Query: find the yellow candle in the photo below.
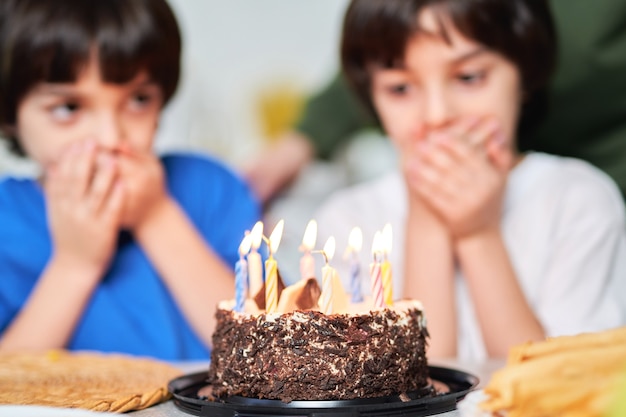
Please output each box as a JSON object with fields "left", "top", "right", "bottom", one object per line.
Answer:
{"left": 264, "top": 220, "right": 284, "bottom": 313}
{"left": 320, "top": 237, "right": 336, "bottom": 315}
{"left": 265, "top": 256, "right": 278, "bottom": 313}
{"left": 247, "top": 221, "right": 264, "bottom": 298}
{"left": 381, "top": 223, "right": 393, "bottom": 306}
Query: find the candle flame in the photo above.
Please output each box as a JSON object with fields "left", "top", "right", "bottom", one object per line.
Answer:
{"left": 348, "top": 227, "right": 363, "bottom": 252}
{"left": 239, "top": 233, "right": 252, "bottom": 256}
{"left": 250, "top": 221, "right": 264, "bottom": 250}
{"left": 382, "top": 223, "right": 393, "bottom": 254}
{"left": 268, "top": 219, "right": 285, "bottom": 254}
{"left": 302, "top": 219, "right": 317, "bottom": 250}
{"left": 371, "top": 231, "right": 383, "bottom": 255}
{"left": 323, "top": 236, "right": 336, "bottom": 261}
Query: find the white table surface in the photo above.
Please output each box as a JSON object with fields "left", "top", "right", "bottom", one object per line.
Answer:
{"left": 129, "top": 359, "right": 504, "bottom": 417}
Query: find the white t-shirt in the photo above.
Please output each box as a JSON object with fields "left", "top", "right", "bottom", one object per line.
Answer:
{"left": 315, "top": 152, "right": 626, "bottom": 360}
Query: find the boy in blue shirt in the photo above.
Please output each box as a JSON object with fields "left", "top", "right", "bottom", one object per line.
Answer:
{"left": 0, "top": 0, "right": 260, "bottom": 359}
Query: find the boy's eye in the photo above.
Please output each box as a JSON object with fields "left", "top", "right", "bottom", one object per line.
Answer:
{"left": 456, "top": 71, "right": 486, "bottom": 85}
{"left": 131, "top": 93, "right": 151, "bottom": 106}
{"left": 129, "top": 90, "right": 160, "bottom": 111}
{"left": 387, "top": 83, "right": 410, "bottom": 95}
{"left": 50, "top": 102, "right": 80, "bottom": 121}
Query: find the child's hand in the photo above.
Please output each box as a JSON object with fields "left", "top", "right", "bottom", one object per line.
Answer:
{"left": 115, "top": 146, "right": 169, "bottom": 230}
{"left": 44, "top": 141, "right": 125, "bottom": 275}
{"left": 407, "top": 117, "right": 513, "bottom": 239}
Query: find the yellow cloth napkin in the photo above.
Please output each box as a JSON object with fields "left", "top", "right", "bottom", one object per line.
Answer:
{"left": 480, "top": 326, "right": 626, "bottom": 417}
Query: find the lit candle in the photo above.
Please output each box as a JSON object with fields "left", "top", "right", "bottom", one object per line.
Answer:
{"left": 381, "top": 223, "right": 393, "bottom": 306}
{"left": 265, "top": 220, "right": 284, "bottom": 313}
{"left": 299, "top": 219, "right": 317, "bottom": 280}
{"left": 320, "top": 237, "right": 336, "bottom": 315}
{"left": 234, "top": 233, "right": 252, "bottom": 312}
{"left": 347, "top": 227, "right": 363, "bottom": 303}
{"left": 247, "top": 221, "right": 264, "bottom": 298}
{"left": 370, "top": 231, "right": 385, "bottom": 308}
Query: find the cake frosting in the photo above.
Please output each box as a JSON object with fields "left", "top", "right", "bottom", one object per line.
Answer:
{"left": 204, "top": 297, "right": 431, "bottom": 402}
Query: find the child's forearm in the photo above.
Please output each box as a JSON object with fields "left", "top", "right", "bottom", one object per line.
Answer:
{"left": 403, "top": 197, "right": 457, "bottom": 358}
{"left": 0, "top": 257, "right": 100, "bottom": 352}
{"left": 455, "top": 228, "right": 545, "bottom": 357}
{"left": 133, "top": 198, "right": 234, "bottom": 347}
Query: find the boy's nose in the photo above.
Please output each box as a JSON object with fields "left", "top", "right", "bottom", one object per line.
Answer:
{"left": 95, "top": 112, "right": 125, "bottom": 150}
{"left": 423, "top": 88, "right": 454, "bottom": 130}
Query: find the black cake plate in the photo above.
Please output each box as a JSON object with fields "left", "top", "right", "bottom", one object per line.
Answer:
{"left": 168, "top": 366, "right": 479, "bottom": 417}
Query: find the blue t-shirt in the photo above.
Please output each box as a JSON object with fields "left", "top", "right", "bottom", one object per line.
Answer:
{"left": 0, "top": 153, "right": 260, "bottom": 360}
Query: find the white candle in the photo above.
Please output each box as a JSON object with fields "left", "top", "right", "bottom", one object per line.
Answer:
{"left": 299, "top": 219, "right": 317, "bottom": 280}
{"left": 347, "top": 227, "right": 363, "bottom": 303}
{"left": 320, "top": 237, "right": 336, "bottom": 315}
{"left": 247, "top": 221, "right": 264, "bottom": 298}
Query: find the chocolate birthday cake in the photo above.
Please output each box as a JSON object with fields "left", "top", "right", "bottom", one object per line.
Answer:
{"left": 203, "top": 275, "right": 430, "bottom": 402}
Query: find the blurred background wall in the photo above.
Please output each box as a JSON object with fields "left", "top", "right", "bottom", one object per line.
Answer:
{"left": 160, "top": 0, "right": 350, "bottom": 165}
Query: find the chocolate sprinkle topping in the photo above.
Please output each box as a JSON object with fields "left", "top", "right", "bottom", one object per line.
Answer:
{"left": 206, "top": 305, "right": 430, "bottom": 402}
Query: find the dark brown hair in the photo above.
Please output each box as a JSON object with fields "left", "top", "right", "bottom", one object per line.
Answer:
{"left": 340, "top": 0, "right": 557, "bottom": 143}
{"left": 0, "top": 0, "right": 181, "bottom": 156}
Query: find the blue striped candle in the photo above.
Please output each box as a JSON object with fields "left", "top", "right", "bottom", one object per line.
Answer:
{"left": 234, "top": 256, "right": 248, "bottom": 312}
